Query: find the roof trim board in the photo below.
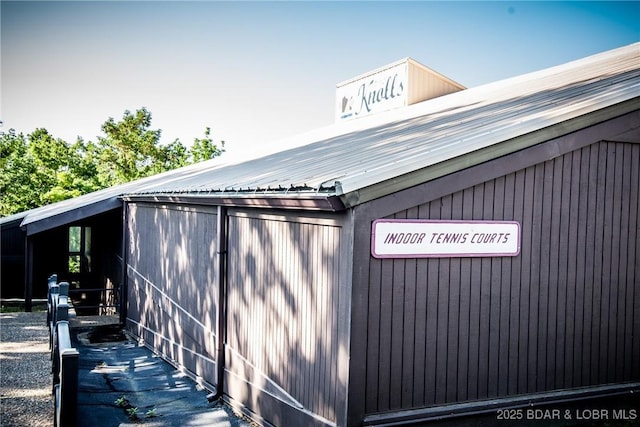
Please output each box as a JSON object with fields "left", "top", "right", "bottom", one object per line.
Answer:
{"left": 23, "top": 197, "right": 122, "bottom": 236}
{"left": 122, "top": 194, "right": 346, "bottom": 212}
{"left": 359, "top": 108, "right": 640, "bottom": 221}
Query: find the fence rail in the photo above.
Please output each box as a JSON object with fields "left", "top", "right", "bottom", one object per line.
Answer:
{"left": 67, "top": 287, "right": 119, "bottom": 313}
{"left": 47, "top": 274, "right": 79, "bottom": 427}
{"left": 53, "top": 321, "right": 78, "bottom": 427}
{"left": 48, "top": 279, "right": 74, "bottom": 349}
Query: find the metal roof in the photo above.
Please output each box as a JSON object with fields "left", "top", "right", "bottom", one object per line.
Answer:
{"left": 3, "top": 158, "right": 230, "bottom": 234}
{"left": 4, "top": 42, "right": 639, "bottom": 233}
{"left": 132, "top": 42, "right": 640, "bottom": 201}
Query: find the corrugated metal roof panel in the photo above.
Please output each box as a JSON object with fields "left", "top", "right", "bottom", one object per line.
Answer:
{"left": 138, "top": 42, "right": 640, "bottom": 198}
{"left": 6, "top": 42, "right": 640, "bottom": 231}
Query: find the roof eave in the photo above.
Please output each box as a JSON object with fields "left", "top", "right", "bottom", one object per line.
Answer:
{"left": 22, "top": 197, "right": 123, "bottom": 236}
{"left": 121, "top": 193, "right": 346, "bottom": 212}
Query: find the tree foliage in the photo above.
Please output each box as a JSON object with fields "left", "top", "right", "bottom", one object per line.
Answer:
{"left": 191, "top": 127, "right": 225, "bottom": 163}
{"left": 1, "top": 129, "right": 39, "bottom": 215}
{"left": 97, "top": 108, "right": 164, "bottom": 184}
{"left": 0, "top": 108, "right": 225, "bottom": 216}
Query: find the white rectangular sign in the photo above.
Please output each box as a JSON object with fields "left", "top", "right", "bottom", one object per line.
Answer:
{"left": 372, "top": 219, "right": 520, "bottom": 258}
{"left": 336, "top": 61, "right": 408, "bottom": 121}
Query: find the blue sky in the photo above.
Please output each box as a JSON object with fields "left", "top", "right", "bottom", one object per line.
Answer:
{"left": 2, "top": 1, "right": 639, "bottom": 161}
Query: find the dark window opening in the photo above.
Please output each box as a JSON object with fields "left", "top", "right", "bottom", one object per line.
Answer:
{"left": 68, "top": 226, "right": 91, "bottom": 287}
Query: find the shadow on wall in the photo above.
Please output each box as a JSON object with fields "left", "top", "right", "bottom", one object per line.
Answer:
{"left": 225, "top": 213, "right": 344, "bottom": 424}
{"left": 126, "top": 204, "right": 347, "bottom": 424}
{"left": 126, "top": 205, "right": 218, "bottom": 386}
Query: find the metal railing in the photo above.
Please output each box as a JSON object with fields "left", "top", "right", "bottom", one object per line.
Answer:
{"left": 67, "top": 287, "right": 119, "bottom": 314}
{"left": 47, "top": 272, "right": 119, "bottom": 316}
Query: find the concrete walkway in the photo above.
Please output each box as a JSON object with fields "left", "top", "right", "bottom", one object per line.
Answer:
{"left": 70, "top": 317, "right": 252, "bottom": 427}
{"left": 0, "top": 311, "right": 252, "bottom": 427}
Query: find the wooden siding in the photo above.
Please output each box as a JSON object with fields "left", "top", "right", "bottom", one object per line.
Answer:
{"left": 0, "top": 220, "right": 25, "bottom": 298}
{"left": 363, "top": 140, "right": 640, "bottom": 414}
{"left": 126, "top": 203, "right": 219, "bottom": 385}
{"left": 225, "top": 209, "right": 350, "bottom": 426}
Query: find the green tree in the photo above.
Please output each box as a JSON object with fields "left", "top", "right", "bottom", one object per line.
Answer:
{"left": 95, "top": 108, "right": 225, "bottom": 186}
{"left": 96, "top": 108, "right": 171, "bottom": 185}
{"left": 0, "top": 107, "right": 226, "bottom": 216}
{"left": 190, "top": 127, "right": 225, "bottom": 163}
{"left": 0, "top": 130, "right": 39, "bottom": 215}
{"left": 0, "top": 129, "right": 104, "bottom": 215}
{"left": 28, "top": 129, "right": 102, "bottom": 204}
{"left": 159, "top": 139, "right": 189, "bottom": 171}
{"left": 43, "top": 137, "right": 102, "bottom": 203}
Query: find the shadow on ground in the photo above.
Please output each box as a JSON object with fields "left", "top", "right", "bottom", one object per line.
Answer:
{"left": 70, "top": 318, "right": 253, "bottom": 427}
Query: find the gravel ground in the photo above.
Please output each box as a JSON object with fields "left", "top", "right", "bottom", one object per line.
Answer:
{"left": 0, "top": 311, "right": 53, "bottom": 427}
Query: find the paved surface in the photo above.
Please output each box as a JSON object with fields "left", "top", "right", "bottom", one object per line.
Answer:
{"left": 0, "top": 311, "right": 252, "bottom": 427}
{"left": 71, "top": 319, "right": 253, "bottom": 427}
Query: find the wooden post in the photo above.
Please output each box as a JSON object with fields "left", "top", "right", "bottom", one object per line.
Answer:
{"left": 24, "top": 235, "right": 33, "bottom": 312}
{"left": 48, "top": 283, "right": 60, "bottom": 349}
{"left": 54, "top": 321, "right": 78, "bottom": 427}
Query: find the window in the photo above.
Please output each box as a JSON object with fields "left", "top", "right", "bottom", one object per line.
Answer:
{"left": 68, "top": 226, "right": 91, "bottom": 274}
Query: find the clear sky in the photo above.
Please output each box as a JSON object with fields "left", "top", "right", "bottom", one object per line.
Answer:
{"left": 2, "top": 1, "right": 639, "bottom": 161}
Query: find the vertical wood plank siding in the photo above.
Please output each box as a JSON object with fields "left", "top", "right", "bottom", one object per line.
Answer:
{"left": 364, "top": 141, "right": 640, "bottom": 414}
{"left": 0, "top": 220, "right": 26, "bottom": 298}
{"left": 226, "top": 211, "right": 344, "bottom": 424}
{"left": 126, "top": 204, "right": 218, "bottom": 385}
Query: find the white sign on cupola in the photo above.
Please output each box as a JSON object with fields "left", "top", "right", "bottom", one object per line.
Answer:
{"left": 335, "top": 58, "right": 465, "bottom": 122}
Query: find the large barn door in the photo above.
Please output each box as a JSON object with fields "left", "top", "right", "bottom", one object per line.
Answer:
{"left": 126, "top": 203, "right": 220, "bottom": 389}
{"left": 224, "top": 209, "right": 349, "bottom": 427}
